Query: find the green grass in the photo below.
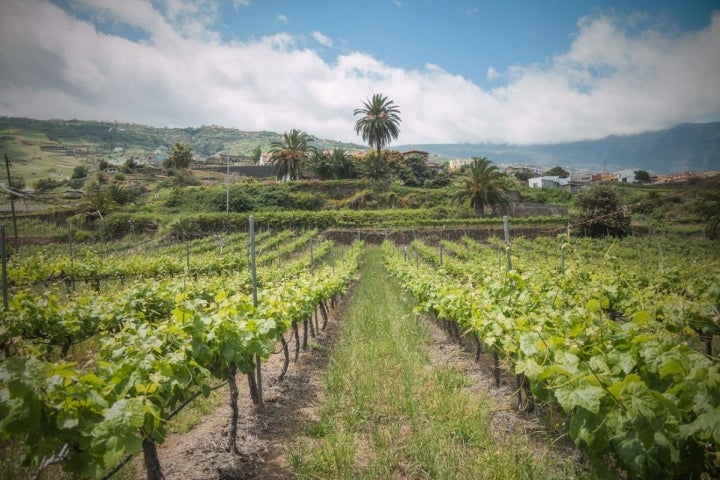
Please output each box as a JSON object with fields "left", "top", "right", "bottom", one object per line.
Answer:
{"left": 290, "top": 247, "right": 592, "bottom": 479}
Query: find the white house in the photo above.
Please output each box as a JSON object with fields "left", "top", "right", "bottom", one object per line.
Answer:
{"left": 528, "top": 176, "right": 571, "bottom": 188}
{"left": 615, "top": 169, "right": 637, "bottom": 183}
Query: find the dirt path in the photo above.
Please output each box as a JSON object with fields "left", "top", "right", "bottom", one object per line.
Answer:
{"left": 153, "top": 283, "right": 585, "bottom": 479}
{"left": 154, "top": 298, "right": 347, "bottom": 480}
{"left": 421, "top": 320, "right": 585, "bottom": 467}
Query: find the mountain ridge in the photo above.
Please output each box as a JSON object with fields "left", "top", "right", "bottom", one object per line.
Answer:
{"left": 2, "top": 117, "right": 718, "bottom": 174}
{"left": 396, "top": 122, "right": 720, "bottom": 174}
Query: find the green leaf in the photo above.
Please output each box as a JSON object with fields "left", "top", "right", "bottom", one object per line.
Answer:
{"left": 607, "top": 349, "right": 636, "bottom": 375}
{"left": 631, "top": 310, "right": 650, "bottom": 326}
{"left": 519, "top": 333, "right": 539, "bottom": 356}
{"left": 57, "top": 409, "right": 79, "bottom": 429}
{"left": 659, "top": 358, "right": 685, "bottom": 379}
{"left": 569, "top": 406, "right": 610, "bottom": 452}
{"left": 515, "top": 358, "right": 543, "bottom": 379}
{"left": 555, "top": 383, "right": 605, "bottom": 414}
{"left": 586, "top": 298, "right": 602, "bottom": 313}
{"left": 680, "top": 406, "right": 720, "bottom": 442}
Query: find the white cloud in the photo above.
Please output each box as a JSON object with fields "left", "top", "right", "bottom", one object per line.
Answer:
{"left": 276, "top": 14, "right": 288, "bottom": 24}
{"left": 0, "top": 1, "right": 718, "bottom": 146}
{"left": 311, "top": 31, "right": 333, "bottom": 47}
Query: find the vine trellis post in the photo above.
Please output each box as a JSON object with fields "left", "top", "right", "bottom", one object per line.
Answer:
{"left": 249, "top": 216, "right": 264, "bottom": 411}
{"left": 503, "top": 215, "right": 512, "bottom": 271}
{"left": 1, "top": 224, "right": 7, "bottom": 309}
{"left": 4, "top": 154, "right": 18, "bottom": 254}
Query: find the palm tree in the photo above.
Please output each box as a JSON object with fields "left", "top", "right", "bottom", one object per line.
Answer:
{"left": 328, "top": 148, "right": 356, "bottom": 179}
{"left": 354, "top": 94, "right": 401, "bottom": 156}
{"left": 306, "top": 150, "right": 332, "bottom": 180}
{"left": 451, "top": 157, "right": 511, "bottom": 217}
{"left": 358, "top": 151, "right": 388, "bottom": 184}
{"left": 268, "top": 129, "right": 316, "bottom": 181}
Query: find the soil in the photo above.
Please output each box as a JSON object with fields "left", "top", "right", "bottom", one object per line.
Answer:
{"left": 153, "top": 300, "right": 346, "bottom": 480}
{"left": 153, "top": 295, "right": 585, "bottom": 480}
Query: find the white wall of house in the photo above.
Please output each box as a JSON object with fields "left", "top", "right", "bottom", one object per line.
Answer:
{"left": 529, "top": 176, "right": 566, "bottom": 188}
{"left": 615, "top": 169, "right": 636, "bottom": 183}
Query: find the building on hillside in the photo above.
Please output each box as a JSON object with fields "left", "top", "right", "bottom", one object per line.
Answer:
{"left": 591, "top": 173, "right": 616, "bottom": 183}
{"left": 528, "top": 176, "right": 570, "bottom": 188}
{"left": 448, "top": 158, "right": 474, "bottom": 171}
{"left": 559, "top": 181, "right": 588, "bottom": 194}
{"left": 259, "top": 153, "right": 272, "bottom": 165}
{"left": 653, "top": 171, "right": 699, "bottom": 183}
{"left": 153, "top": 146, "right": 168, "bottom": 163}
{"left": 614, "top": 169, "right": 637, "bottom": 183}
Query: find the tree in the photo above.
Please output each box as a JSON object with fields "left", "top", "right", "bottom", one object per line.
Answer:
{"left": 574, "top": 184, "right": 630, "bottom": 237}
{"left": 165, "top": 143, "right": 193, "bottom": 170}
{"left": 306, "top": 150, "right": 333, "bottom": 180}
{"left": 451, "top": 157, "right": 511, "bottom": 216}
{"left": 251, "top": 146, "right": 262, "bottom": 165}
{"left": 358, "top": 151, "right": 389, "bottom": 184}
{"left": 71, "top": 165, "right": 89, "bottom": 179}
{"left": 634, "top": 170, "right": 651, "bottom": 183}
{"left": 124, "top": 157, "right": 138, "bottom": 173}
{"left": 544, "top": 166, "right": 569, "bottom": 178}
{"left": 268, "top": 129, "right": 316, "bottom": 181}
{"left": 514, "top": 171, "right": 534, "bottom": 181}
{"left": 695, "top": 188, "right": 720, "bottom": 239}
{"left": 354, "top": 93, "right": 401, "bottom": 156}
{"left": 328, "top": 148, "right": 356, "bottom": 179}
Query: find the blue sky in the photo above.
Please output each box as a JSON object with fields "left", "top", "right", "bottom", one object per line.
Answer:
{"left": 0, "top": 0, "right": 719, "bottom": 146}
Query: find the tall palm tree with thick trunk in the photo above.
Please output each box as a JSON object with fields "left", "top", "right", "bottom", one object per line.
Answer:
{"left": 451, "top": 157, "right": 511, "bottom": 217}
{"left": 354, "top": 94, "right": 401, "bottom": 156}
{"left": 268, "top": 129, "right": 316, "bottom": 181}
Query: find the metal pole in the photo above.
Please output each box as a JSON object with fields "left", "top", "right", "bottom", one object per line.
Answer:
{"left": 502, "top": 215, "right": 510, "bottom": 245}
{"left": 248, "top": 216, "right": 263, "bottom": 410}
{"left": 309, "top": 237, "right": 314, "bottom": 271}
{"left": 249, "top": 216, "right": 258, "bottom": 308}
{"left": 503, "top": 215, "right": 512, "bottom": 271}
{"left": 4, "top": 154, "right": 19, "bottom": 253}
{"left": 226, "top": 155, "right": 230, "bottom": 215}
{"left": 1, "top": 225, "right": 7, "bottom": 309}
{"left": 185, "top": 242, "right": 190, "bottom": 271}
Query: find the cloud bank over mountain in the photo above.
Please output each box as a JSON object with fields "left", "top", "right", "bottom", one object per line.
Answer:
{"left": 0, "top": 1, "right": 718, "bottom": 145}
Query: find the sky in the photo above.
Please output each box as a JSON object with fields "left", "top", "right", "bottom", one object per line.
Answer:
{"left": 0, "top": 0, "right": 719, "bottom": 146}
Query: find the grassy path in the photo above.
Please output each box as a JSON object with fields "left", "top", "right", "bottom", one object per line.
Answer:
{"left": 289, "top": 247, "right": 588, "bottom": 479}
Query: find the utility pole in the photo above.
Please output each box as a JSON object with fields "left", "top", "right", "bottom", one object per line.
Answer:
{"left": 4, "top": 154, "right": 19, "bottom": 253}
{"left": 226, "top": 154, "right": 230, "bottom": 215}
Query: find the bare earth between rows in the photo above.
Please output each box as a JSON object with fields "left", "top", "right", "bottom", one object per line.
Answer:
{"left": 152, "top": 292, "right": 582, "bottom": 480}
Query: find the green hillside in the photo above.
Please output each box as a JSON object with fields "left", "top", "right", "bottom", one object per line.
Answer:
{"left": 0, "top": 117, "right": 364, "bottom": 178}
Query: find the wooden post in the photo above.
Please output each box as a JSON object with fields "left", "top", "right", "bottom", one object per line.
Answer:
{"left": 4, "top": 154, "right": 19, "bottom": 253}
